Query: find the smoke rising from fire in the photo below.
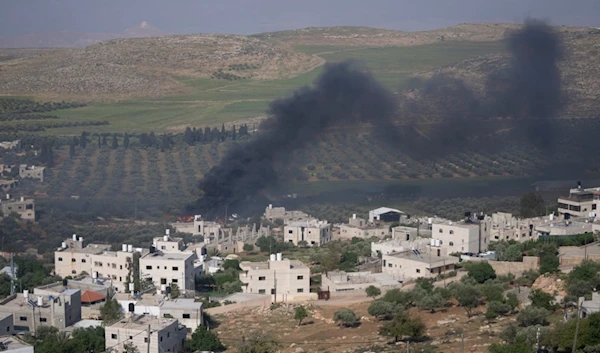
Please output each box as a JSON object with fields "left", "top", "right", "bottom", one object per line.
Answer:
{"left": 190, "top": 20, "right": 565, "bottom": 215}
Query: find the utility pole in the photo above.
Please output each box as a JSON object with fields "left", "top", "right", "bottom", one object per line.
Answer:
{"left": 572, "top": 297, "right": 584, "bottom": 353}
{"left": 146, "top": 324, "right": 151, "bottom": 353}
{"left": 406, "top": 340, "right": 410, "bottom": 353}
{"left": 461, "top": 332, "right": 465, "bottom": 353}
{"left": 536, "top": 326, "right": 540, "bottom": 352}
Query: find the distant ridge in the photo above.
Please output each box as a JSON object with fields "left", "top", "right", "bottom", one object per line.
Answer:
{"left": 0, "top": 21, "right": 169, "bottom": 48}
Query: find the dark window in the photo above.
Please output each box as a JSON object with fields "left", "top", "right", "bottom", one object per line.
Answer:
{"left": 129, "top": 336, "right": 133, "bottom": 340}
{"left": 183, "top": 314, "right": 191, "bottom": 319}
{"left": 297, "top": 288, "right": 304, "bottom": 293}
{"left": 39, "top": 318, "right": 47, "bottom": 322}
{"left": 19, "top": 317, "right": 27, "bottom": 321}
{"left": 5, "top": 326, "right": 9, "bottom": 332}
{"left": 111, "top": 334, "right": 117, "bottom": 339}
{"left": 144, "top": 338, "right": 149, "bottom": 343}
{"left": 438, "top": 229, "right": 443, "bottom": 233}
{"left": 81, "top": 259, "right": 86, "bottom": 263}
{"left": 58, "top": 257, "right": 63, "bottom": 262}
{"left": 146, "top": 266, "right": 152, "bottom": 270}
{"left": 172, "top": 267, "right": 178, "bottom": 271}
{"left": 593, "top": 204, "right": 597, "bottom": 210}
{"left": 297, "top": 275, "right": 303, "bottom": 280}
{"left": 160, "top": 336, "right": 163, "bottom": 342}
{"left": 258, "top": 276, "right": 266, "bottom": 281}
{"left": 288, "top": 230, "right": 293, "bottom": 234}
{"left": 416, "top": 269, "right": 421, "bottom": 273}
{"left": 258, "top": 289, "right": 266, "bottom": 294}
{"left": 71, "top": 258, "right": 76, "bottom": 262}
{"left": 161, "top": 278, "right": 167, "bottom": 284}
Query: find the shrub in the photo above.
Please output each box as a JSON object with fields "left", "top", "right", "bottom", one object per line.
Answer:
{"left": 516, "top": 306, "right": 550, "bottom": 327}
{"left": 333, "top": 308, "right": 360, "bottom": 327}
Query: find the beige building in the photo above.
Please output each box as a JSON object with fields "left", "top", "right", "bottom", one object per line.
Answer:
{"left": 0, "top": 196, "right": 35, "bottom": 220}
{"left": 321, "top": 271, "right": 401, "bottom": 292}
{"left": 140, "top": 251, "right": 197, "bottom": 294}
{"left": 91, "top": 245, "right": 144, "bottom": 293}
{"left": 382, "top": 250, "right": 459, "bottom": 281}
{"left": 284, "top": 219, "right": 332, "bottom": 246}
{"left": 18, "top": 165, "right": 44, "bottom": 182}
{"left": 104, "top": 315, "right": 186, "bottom": 353}
{"left": 153, "top": 231, "right": 185, "bottom": 252}
{"left": 371, "top": 237, "right": 431, "bottom": 258}
{"left": 431, "top": 217, "right": 491, "bottom": 255}
{"left": 0, "top": 140, "right": 20, "bottom": 150}
{"left": 239, "top": 253, "right": 314, "bottom": 302}
{"left": 264, "top": 204, "right": 311, "bottom": 224}
{"left": 54, "top": 235, "right": 111, "bottom": 277}
{"left": 115, "top": 293, "right": 203, "bottom": 334}
{"left": 339, "top": 214, "right": 389, "bottom": 240}
{"left": 0, "top": 180, "right": 19, "bottom": 193}
{"left": 491, "top": 212, "right": 539, "bottom": 242}
{"left": 171, "top": 216, "right": 223, "bottom": 242}
{"left": 557, "top": 184, "right": 600, "bottom": 218}
{"left": 0, "top": 288, "right": 81, "bottom": 334}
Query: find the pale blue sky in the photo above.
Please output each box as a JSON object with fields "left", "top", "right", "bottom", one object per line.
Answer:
{"left": 2, "top": 0, "right": 599, "bottom": 35}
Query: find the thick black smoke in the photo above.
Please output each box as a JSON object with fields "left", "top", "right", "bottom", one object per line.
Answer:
{"left": 190, "top": 20, "right": 565, "bottom": 215}
{"left": 191, "top": 62, "right": 397, "bottom": 215}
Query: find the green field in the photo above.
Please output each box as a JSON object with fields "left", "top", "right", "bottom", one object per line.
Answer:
{"left": 47, "top": 41, "right": 505, "bottom": 135}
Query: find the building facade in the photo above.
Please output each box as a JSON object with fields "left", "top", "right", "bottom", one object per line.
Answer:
{"left": 339, "top": 215, "right": 389, "bottom": 240}
{"left": 104, "top": 316, "right": 186, "bottom": 353}
{"left": 431, "top": 217, "right": 491, "bottom": 255}
{"left": 139, "top": 252, "right": 197, "bottom": 294}
{"left": 54, "top": 235, "right": 111, "bottom": 277}
{"left": 18, "top": 165, "right": 44, "bottom": 182}
{"left": 382, "top": 250, "right": 459, "bottom": 281}
{"left": 284, "top": 220, "right": 332, "bottom": 246}
{"left": 557, "top": 184, "right": 600, "bottom": 218}
{"left": 239, "top": 254, "right": 313, "bottom": 302}
{"left": 0, "top": 197, "right": 34, "bottom": 220}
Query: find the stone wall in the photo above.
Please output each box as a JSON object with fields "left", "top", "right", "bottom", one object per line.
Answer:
{"left": 465, "top": 256, "right": 539, "bottom": 276}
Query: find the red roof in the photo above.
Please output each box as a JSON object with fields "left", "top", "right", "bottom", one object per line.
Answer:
{"left": 81, "top": 290, "right": 106, "bottom": 304}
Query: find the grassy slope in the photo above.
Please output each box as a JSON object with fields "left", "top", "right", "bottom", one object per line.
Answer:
{"left": 48, "top": 41, "right": 505, "bottom": 134}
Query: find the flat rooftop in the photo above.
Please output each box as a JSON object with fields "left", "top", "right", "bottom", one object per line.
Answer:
{"left": 107, "top": 315, "right": 178, "bottom": 331}
{"left": 0, "top": 336, "right": 33, "bottom": 350}
{"left": 387, "top": 251, "right": 459, "bottom": 266}
{"left": 288, "top": 220, "right": 328, "bottom": 228}
{"left": 56, "top": 243, "right": 111, "bottom": 254}
{"left": 142, "top": 252, "right": 194, "bottom": 260}
{"left": 240, "top": 259, "right": 307, "bottom": 270}
{"left": 114, "top": 293, "right": 203, "bottom": 310}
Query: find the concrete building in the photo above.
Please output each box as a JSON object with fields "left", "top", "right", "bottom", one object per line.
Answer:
{"left": 321, "top": 271, "right": 402, "bottom": 292}
{"left": 534, "top": 220, "right": 593, "bottom": 237}
{"left": 0, "top": 288, "right": 81, "bottom": 333}
{"left": 171, "top": 215, "right": 223, "bottom": 241}
{"left": 0, "top": 336, "right": 34, "bottom": 353}
{"left": 284, "top": 219, "right": 332, "bottom": 246}
{"left": 0, "top": 180, "right": 19, "bottom": 193}
{"left": 115, "top": 294, "right": 203, "bottom": 333}
{"left": 140, "top": 251, "right": 197, "bottom": 295}
{"left": 339, "top": 214, "right": 389, "bottom": 240}
{"left": 54, "top": 235, "right": 111, "bottom": 277}
{"left": 0, "top": 196, "right": 35, "bottom": 221}
{"left": 264, "top": 204, "right": 310, "bottom": 223}
{"left": 581, "top": 292, "right": 600, "bottom": 317}
{"left": 371, "top": 237, "right": 431, "bottom": 258}
{"left": 0, "top": 140, "right": 20, "bottom": 150}
{"left": 557, "top": 183, "right": 599, "bottom": 218}
{"left": 491, "top": 212, "right": 539, "bottom": 242}
{"left": 392, "top": 226, "right": 428, "bottom": 241}
{"left": 18, "top": 165, "right": 44, "bottom": 182}
{"left": 382, "top": 249, "right": 459, "bottom": 281}
{"left": 90, "top": 245, "right": 145, "bottom": 293}
{"left": 153, "top": 231, "right": 185, "bottom": 253}
{"left": 368, "top": 207, "right": 406, "bottom": 223}
{"left": 239, "top": 253, "right": 315, "bottom": 302}
{"left": 0, "top": 313, "right": 13, "bottom": 335}
{"left": 431, "top": 216, "right": 491, "bottom": 255}
{"left": 104, "top": 315, "right": 186, "bottom": 353}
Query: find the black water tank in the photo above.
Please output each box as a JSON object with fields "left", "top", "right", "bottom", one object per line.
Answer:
{"left": 166, "top": 286, "right": 172, "bottom": 295}
{"left": 149, "top": 246, "right": 156, "bottom": 254}
{"left": 128, "top": 303, "right": 135, "bottom": 313}
{"left": 62, "top": 279, "right": 68, "bottom": 286}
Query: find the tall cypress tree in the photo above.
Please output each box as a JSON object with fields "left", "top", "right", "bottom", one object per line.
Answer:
{"left": 123, "top": 133, "right": 130, "bottom": 148}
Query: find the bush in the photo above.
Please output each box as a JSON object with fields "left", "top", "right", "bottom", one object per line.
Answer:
{"left": 379, "top": 311, "right": 425, "bottom": 342}
{"left": 516, "top": 306, "right": 550, "bottom": 327}
{"left": 466, "top": 262, "right": 496, "bottom": 283}
{"left": 366, "top": 285, "right": 381, "bottom": 298}
{"left": 529, "top": 289, "right": 558, "bottom": 311}
{"left": 333, "top": 308, "right": 360, "bottom": 327}
{"left": 368, "top": 300, "right": 401, "bottom": 320}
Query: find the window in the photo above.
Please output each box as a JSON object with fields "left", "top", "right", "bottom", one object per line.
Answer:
{"left": 449, "top": 230, "right": 454, "bottom": 234}
{"left": 111, "top": 334, "right": 117, "bottom": 339}
{"left": 72, "top": 270, "right": 76, "bottom": 274}
{"left": 416, "top": 269, "right": 421, "bottom": 273}
{"left": 58, "top": 257, "right": 63, "bottom": 262}
{"left": 172, "top": 279, "right": 178, "bottom": 283}
{"left": 449, "top": 242, "right": 454, "bottom": 246}
{"left": 258, "top": 289, "right": 266, "bottom": 294}
{"left": 160, "top": 336, "right": 163, "bottom": 342}
{"left": 183, "top": 314, "right": 191, "bottom": 319}
{"left": 297, "top": 275, "right": 304, "bottom": 280}
{"left": 120, "top": 265, "right": 123, "bottom": 270}
{"left": 288, "top": 230, "right": 293, "bottom": 234}
{"left": 112, "top": 264, "right": 116, "bottom": 268}
{"left": 297, "top": 288, "right": 304, "bottom": 293}
{"left": 146, "top": 266, "right": 152, "bottom": 270}
{"left": 172, "top": 267, "right": 179, "bottom": 271}
{"left": 438, "top": 229, "right": 443, "bottom": 233}
{"left": 144, "top": 338, "right": 149, "bottom": 343}
{"left": 81, "top": 259, "right": 86, "bottom": 263}
{"left": 161, "top": 278, "right": 167, "bottom": 284}
{"left": 388, "top": 263, "right": 392, "bottom": 267}
{"left": 593, "top": 204, "right": 597, "bottom": 210}
{"left": 161, "top": 246, "right": 166, "bottom": 250}
{"left": 129, "top": 336, "right": 133, "bottom": 340}
{"left": 71, "top": 258, "right": 76, "bottom": 262}
{"left": 19, "top": 317, "right": 27, "bottom": 321}
{"left": 5, "top": 326, "right": 9, "bottom": 332}
{"left": 437, "top": 249, "right": 441, "bottom": 257}
{"left": 258, "top": 276, "right": 266, "bottom": 281}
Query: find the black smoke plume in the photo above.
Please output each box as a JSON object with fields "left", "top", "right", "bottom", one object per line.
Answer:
{"left": 190, "top": 20, "right": 566, "bottom": 216}
{"left": 190, "top": 62, "right": 397, "bottom": 216}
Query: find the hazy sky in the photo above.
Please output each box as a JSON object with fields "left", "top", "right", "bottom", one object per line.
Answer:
{"left": 3, "top": 0, "right": 600, "bottom": 35}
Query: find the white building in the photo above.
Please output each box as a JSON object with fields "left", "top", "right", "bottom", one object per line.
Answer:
{"left": 171, "top": 215, "right": 223, "bottom": 242}
{"left": 104, "top": 315, "right": 186, "bottom": 353}
{"left": 368, "top": 207, "right": 406, "bottom": 223}
{"left": 239, "top": 253, "right": 315, "bottom": 302}
{"left": 0, "top": 196, "right": 35, "bottom": 221}
{"left": 140, "top": 251, "right": 197, "bottom": 295}
{"left": 284, "top": 219, "right": 332, "bottom": 246}
{"left": 115, "top": 294, "right": 203, "bottom": 334}
{"left": 264, "top": 204, "right": 310, "bottom": 223}
{"left": 431, "top": 216, "right": 491, "bottom": 255}
{"left": 339, "top": 214, "right": 389, "bottom": 240}
{"left": 557, "top": 183, "right": 600, "bottom": 218}
{"left": 153, "top": 231, "right": 185, "bottom": 253}
{"left": 371, "top": 237, "right": 431, "bottom": 258}
{"left": 382, "top": 249, "right": 459, "bottom": 281}
{"left": 54, "top": 235, "right": 111, "bottom": 277}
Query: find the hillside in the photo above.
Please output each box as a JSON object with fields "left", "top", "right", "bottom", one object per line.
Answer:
{"left": 0, "top": 34, "right": 321, "bottom": 100}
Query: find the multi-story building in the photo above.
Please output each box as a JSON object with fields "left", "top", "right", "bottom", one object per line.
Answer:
{"left": 104, "top": 315, "right": 186, "bottom": 353}
{"left": 54, "top": 235, "right": 111, "bottom": 277}
{"left": 557, "top": 183, "right": 600, "bottom": 218}
{"left": 0, "top": 288, "right": 81, "bottom": 333}
{"left": 0, "top": 196, "right": 35, "bottom": 220}
{"left": 139, "top": 251, "right": 197, "bottom": 294}
{"left": 115, "top": 293, "right": 203, "bottom": 333}
{"left": 368, "top": 207, "right": 407, "bottom": 223}
{"left": 339, "top": 214, "right": 389, "bottom": 240}
{"left": 18, "top": 165, "right": 44, "bottom": 182}
{"left": 382, "top": 249, "right": 459, "bottom": 281}
{"left": 371, "top": 237, "right": 431, "bottom": 258}
{"left": 430, "top": 216, "right": 491, "bottom": 255}
{"left": 284, "top": 219, "right": 332, "bottom": 246}
{"left": 0, "top": 180, "right": 18, "bottom": 193}
{"left": 171, "top": 215, "right": 223, "bottom": 242}
{"left": 239, "top": 253, "right": 314, "bottom": 302}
